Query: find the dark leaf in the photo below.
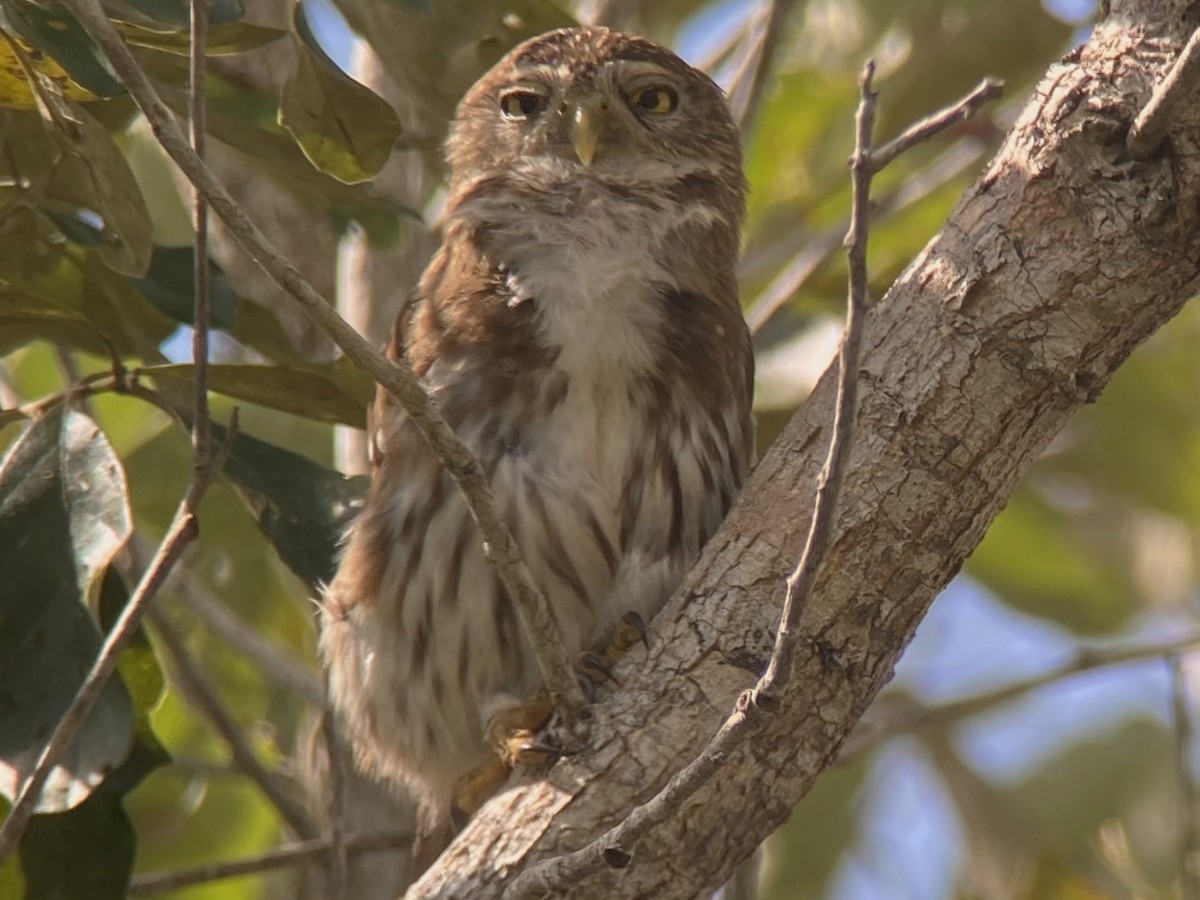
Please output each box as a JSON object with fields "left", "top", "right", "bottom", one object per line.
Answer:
{"left": 0, "top": 407, "right": 134, "bottom": 812}
{"left": 131, "top": 245, "right": 238, "bottom": 329}
{"left": 213, "top": 423, "right": 366, "bottom": 588}
{"left": 19, "top": 790, "right": 135, "bottom": 900}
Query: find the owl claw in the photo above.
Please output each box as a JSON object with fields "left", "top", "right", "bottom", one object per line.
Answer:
{"left": 578, "top": 650, "right": 619, "bottom": 686}
{"left": 619, "top": 611, "right": 650, "bottom": 652}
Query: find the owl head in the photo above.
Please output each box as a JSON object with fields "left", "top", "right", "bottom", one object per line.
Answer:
{"left": 443, "top": 26, "right": 746, "bottom": 225}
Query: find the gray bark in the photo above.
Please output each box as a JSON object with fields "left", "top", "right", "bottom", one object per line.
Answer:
{"left": 407, "top": 1, "right": 1200, "bottom": 896}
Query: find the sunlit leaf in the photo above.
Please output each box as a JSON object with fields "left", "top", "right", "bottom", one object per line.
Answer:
{"left": 116, "top": 20, "right": 286, "bottom": 56}
{"left": 0, "top": 0, "right": 122, "bottom": 99}
{"left": 145, "top": 362, "right": 371, "bottom": 427}
{"left": 279, "top": 4, "right": 402, "bottom": 184}
{"left": 0, "top": 406, "right": 134, "bottom": 812}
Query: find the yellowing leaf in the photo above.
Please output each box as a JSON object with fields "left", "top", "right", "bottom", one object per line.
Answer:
{"left": 279, "top": 7, "right": 400, "bottom": 185}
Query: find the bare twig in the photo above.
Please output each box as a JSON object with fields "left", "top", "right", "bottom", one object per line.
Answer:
{"left": 1127, "top": 26, "right": 1200, "bottom": 160}
{"left": 58, "top": 0, "right": 584, "bottom": 719}
{"left": 161, "top": 558, "right": 323, "bottom": 705}
{"left": 320, "top": 683, "right": 348, "bottom": 900}
{"left": 1172, "top": 653, "right": 1200, "bottom": 900}
{"left": 729, "top": 0, "right": 798, "bottom": 135}
{"left": 189, "top": 0, "right": 210, "bottom": 476}
{"left": 147, "top": 609, "right": 318, "bottom": 839}
{"left": 842, "top": 628, "right": 1200, "bottom": 758}
{"left": 127, "top": 829, "right": 412, "bottom": 895}
{"left": 745, "top": 110, "right": 992, "bottom": 336}
{"left": 868, "top": 77, "right": 1004, "bottom": 173}
{"left": 505, "top": 60, "right": 880, "bottom": 899}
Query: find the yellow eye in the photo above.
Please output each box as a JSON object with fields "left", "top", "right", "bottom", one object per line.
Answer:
{"left": 500, "top": 90, "right": 547, "bottom": 119}
{"left": 629, "top": 86, "right": 678, "bottom": 114}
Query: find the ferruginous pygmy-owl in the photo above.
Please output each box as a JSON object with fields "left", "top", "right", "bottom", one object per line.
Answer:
{"left": 321, "top": 24, "right": 754, "bottom": 838}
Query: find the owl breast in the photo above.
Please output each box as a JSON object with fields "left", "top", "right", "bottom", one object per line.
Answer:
{"left": 322, "top": 249, "right": 747, "bottom": 812}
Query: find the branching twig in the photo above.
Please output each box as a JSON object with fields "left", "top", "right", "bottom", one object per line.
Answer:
{"left": 160, "top": 557, "right": 323, "bottom": 705}
{"left": 504, "top": 60, "right": 880, "bottom": 899}
{"left": 58, "top": 0, "right": 584, "bottom": 720}
{"left": 1173, "top": 653, "right": 1200, "bottom": 900}
{"left": 127, "top": 829, "right": 412, "bottom": 895}
{"left": 744, "top": 82, "right": 1000, "bottom": 336}
{"left": 1127, "top": 26, "right": 1200, "bottom": 160}
{"left": 320, "top": 682, "right": 348, "bottom": 900}
{"left": 842, "top": 628, "right": 1200, "bottom": 758}
{"left": 147, "top": 609, "right": 318, "bottom": 839}
{"left": 867, "top": 77, "right": 1004, "bottom": 173}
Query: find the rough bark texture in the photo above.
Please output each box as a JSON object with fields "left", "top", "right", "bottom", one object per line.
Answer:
{"left": 407, "top": 1, "right": 1200, "bottom": 897}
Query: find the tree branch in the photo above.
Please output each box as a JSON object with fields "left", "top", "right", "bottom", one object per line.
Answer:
{"left": 407, "top": 2, "right": 1200, "bottom": 895}
{"left": 147, "top": 608, "right": 318, "bottom": 839}
{"left": 57, "top": 0, "right": 585, "bottom": 719}
{"left": 127, "top": 829, "right": 412, "bottom": 895}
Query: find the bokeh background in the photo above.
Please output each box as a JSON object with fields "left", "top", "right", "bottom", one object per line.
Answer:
{"left": 2, "top": 0, "right": 1199, "bottom": 898}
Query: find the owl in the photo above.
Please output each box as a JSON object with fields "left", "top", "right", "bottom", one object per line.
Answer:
{"left": 320, "top": 24, "right": 754, "bottom": 853}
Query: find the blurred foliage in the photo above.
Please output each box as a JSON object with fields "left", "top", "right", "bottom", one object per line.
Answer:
{"left": 0, "top": 0, "right": 1197, "bottom": 898}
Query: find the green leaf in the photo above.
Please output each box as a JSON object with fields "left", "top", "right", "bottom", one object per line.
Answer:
{"left": 213, "top": 423, "right": 366, "bottom": 588}
{"left": 19, "top": 789, "right": 135, "bottom": 900}
{"left": 279, "top": 5, "right": 402, "bottom": 184}
{"left": 31, "top": 92, "right": 153, "bottom": 277}
{"left": 0, "top": 406, "right": 135, "bottom": 812}
{"left": 145, "top": 361, "right": 370, "bottom": 427}
{"left": 132, "top": 245, "right": 238, "bottom": 329}
{"left": 107, "top": 0, "right": 244, "bottom": 26}
{"left": 0, "top": 290, "right": 117, "bottom": 358}
{"left": 116, "top": 20, "right": 285, "bottom": 56}
{"left": 0, "top": 0, "right": 123, "bottom": 99}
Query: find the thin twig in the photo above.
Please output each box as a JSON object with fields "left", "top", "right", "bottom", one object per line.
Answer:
{"left": 127, "top": 829, "right": 412, "bottom": 895}
{"left": 159, "top": 555, "right": 323, "bottom": 705}
{"left": 189, "top": 0, "right": 210, "bottom": 477}
{"left": 320, "top": 680, "right": 347, "bottom": 900}
{"left": 868, "top": 77, "right": 1004, "bottom": 173}
{"left": 1127, "top": 26, "right": 1200, "bottom": 160}
{"left": 744, "top": 100, "right": 993, "bottom": 335}
{"left": 842, "top": 628, "right": 1200, "bottom": 758}
{"left": 729, "top": 0, "right": 798, "bottom": 135}
{"left": 504, "top": 60, "right": 881, "bottom": 899}
{"left": 147, "top": 609, "right": 318, "bottom": 839}
{"left": 1173, "top": 653, "right": 1200, "bottom": 900}
{"left": 58, "top": 0, "right": 584, "bottom": 720}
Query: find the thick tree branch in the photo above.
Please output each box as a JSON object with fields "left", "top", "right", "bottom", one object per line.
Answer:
{"left": 408, "top": 2, "right": 1200, "bottom": 896}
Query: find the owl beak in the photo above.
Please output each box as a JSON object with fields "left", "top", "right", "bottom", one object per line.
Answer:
{"left": 570, "top": 101, "right": 602, "bottom": 166}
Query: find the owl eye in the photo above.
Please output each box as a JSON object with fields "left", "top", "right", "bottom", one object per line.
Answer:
{"left": 628, "top": 85, "right": 678, "bottom": 115}
{"left": 500, "top": 89, "right": 547, "bottom": 119}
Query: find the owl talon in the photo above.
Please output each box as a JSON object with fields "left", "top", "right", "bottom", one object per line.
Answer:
{"left": 578, "top": 650, "right": 619, "bottom": 686}
{"left": 618, "top": 611, "right": 650, "bottom": 654}
{"left": 576, "top": 670, "right": 598, "bottom": 703}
